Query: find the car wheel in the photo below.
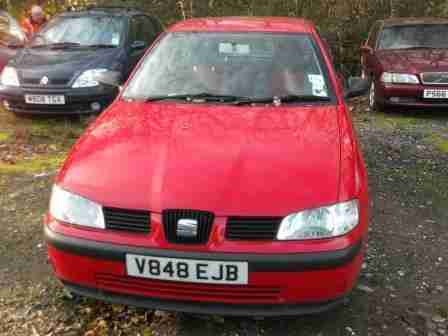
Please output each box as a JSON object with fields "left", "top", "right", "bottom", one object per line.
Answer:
{"left": 361, "top": 69, "right": 367, "bottom": 79}
{"left": 369, "top": 81, "right": 379, "bottom": 112}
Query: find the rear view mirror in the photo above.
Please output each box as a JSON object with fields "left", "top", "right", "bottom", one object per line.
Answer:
{"left": 96, "top": 71, "right": 122, "bottom": 88}
{"left": 131, "top": 40, "right": 146, "bottom": 50}
{"left": 345, "top": 77, "right": 369, "bottom": 99}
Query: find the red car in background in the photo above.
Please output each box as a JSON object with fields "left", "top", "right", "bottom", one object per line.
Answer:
{"left": 361, "top": 18, "right": 448, "bottom": 111}
{"left": 45, "top": 17, "right": 369, "bottom": 316}
{"left": 0, "top": 11, "right": 26, "bottom": 72}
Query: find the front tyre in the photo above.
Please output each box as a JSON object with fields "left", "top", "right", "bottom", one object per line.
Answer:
{"left": 369, "top": 81, "right": 381, "bottom": 112}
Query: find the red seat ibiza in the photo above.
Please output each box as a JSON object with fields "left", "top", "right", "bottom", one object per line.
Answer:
{"left": 45, "top": 17, "right": 369, "bottom": 316}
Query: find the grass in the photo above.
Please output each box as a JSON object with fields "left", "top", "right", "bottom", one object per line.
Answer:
{"left": 0, "top": 153, "right": 66, "bottom": 174}
{"left": 0, "top": 131, "right": 11, "bottom": 142}
{"left": 374, "top": 111, "right": 448, "bottom": 154}
{"left": 374, "top": 113, "right": 421, "bottom": 130}
{"left": 0, "top": 108, "right": 90, "bottom": 175}
{"left": 426, "top": 134, "right": 448, "bottom": 154}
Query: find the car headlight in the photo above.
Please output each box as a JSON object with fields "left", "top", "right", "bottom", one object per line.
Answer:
{"left": 72, "top": 69, "right": 109, "bottom": 88}
{"left": 381, "top": 72, "right": 419, "bottom": 84}
{"left": 49, "top": 185, "right": 105, "bottom": 229}
{"left": 277, "top": 200, "right": 359, "bottom": 240}
{"left": 0, "top": 66, "right": 20, "bottom": 87}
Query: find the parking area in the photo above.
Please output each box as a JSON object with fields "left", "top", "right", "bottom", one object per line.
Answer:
{"left": 0, "top": 99, "right": 447, "bottom": 336}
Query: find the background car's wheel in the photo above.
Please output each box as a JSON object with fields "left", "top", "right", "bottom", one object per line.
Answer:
{"left": 361, "top": 68, "right": 367, "bottom": 79}
{"left": 369, "top": 80, "right": 380, "bottom": 112}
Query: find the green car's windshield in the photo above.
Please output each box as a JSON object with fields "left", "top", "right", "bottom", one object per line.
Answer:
{"left": 123, "top": 32, "right": 333, "bottom": 102}
{"left": 378, "top": 24, "right": 448, "bottom": 50}
{"left": 30, "top": 15, "right": 125, "bottom": 48}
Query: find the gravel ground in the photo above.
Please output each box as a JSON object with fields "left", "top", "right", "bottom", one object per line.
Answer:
{"left": 0, "top": 101, "right": 447, "bottom": 336}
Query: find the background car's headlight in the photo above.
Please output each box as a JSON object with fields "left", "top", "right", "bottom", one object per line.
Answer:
{"left": 49, "top": 185, "right": 105, "bottom": 229}
{"left": 72, "top": 69, "right": 108, "bottom": 88}
{"left": 277, "top": 200, "right": 359, "bottom": 240}
{"left": 0, "top": 66, "right": 20, "bottom": 87}
{"left": 381, "top": 72, "right": 419, "bottom": 84}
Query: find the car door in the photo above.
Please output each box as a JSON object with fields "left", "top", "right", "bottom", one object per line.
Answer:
{"left": 361, "top": 22, "right": 382, "bottom": 79}
{"left": 125, "top": 16, "right": 148, "bottom": 79}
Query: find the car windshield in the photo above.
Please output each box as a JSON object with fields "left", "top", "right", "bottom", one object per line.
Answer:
{"left": 123, "top": 32, "right": 332, "bottom": 102}
{"left": 31, "top": 15, "right": 125, "bottom": 48}
{"left": 378, "top": 24, "right": 448, "bottom": 50}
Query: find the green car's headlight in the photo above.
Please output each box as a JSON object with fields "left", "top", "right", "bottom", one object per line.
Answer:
{"left": 277, "top": 200, "right": 359, "bottom": 240}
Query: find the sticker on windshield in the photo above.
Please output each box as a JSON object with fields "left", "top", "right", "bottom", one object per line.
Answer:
{"left": 111, "top": 33, "right": 120, "bottom": 46}
{"left": 219, "top": 42, "right": 251, "bottom": 55}
{"left": 308, "top": 74, "right": 328, "bottom": 97}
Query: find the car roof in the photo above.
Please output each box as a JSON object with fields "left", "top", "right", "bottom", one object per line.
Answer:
{"left": 59, "top": 6, "right": 146, "bottom": 18}
{"left": 168, "top": 17, "right": 315, "bottom": 33}
{"left": 381, "top": 17, "right": 448, "bottom": 27}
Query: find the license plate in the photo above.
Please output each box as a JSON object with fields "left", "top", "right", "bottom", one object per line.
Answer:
{"left": 25, "top": 95, "right": 66, "bottom": 105}
{"left": 126, "top": 254, "right": 248, "bottom": 285}
{"left": 423, "top": 89, "right": 448, "bottom": 99}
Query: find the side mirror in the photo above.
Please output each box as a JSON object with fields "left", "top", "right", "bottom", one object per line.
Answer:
{"left": 345, "top": 77, "right": 370, "bottom": 99}
{"left": 360, "top": 44, "right": 373, "bottom": 54}
{"left": 131, "top": 40, "right": 146, "bottom": 50}
{"left": 96, "top": 71, "right": 122, "bottom": 88}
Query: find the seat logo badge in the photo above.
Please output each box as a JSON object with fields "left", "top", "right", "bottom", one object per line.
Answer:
{"left": 40, "top": 76, "right": 49, "bottom": 85}
{"left": 177, "top": 219, "right": 198, "bottom": 238}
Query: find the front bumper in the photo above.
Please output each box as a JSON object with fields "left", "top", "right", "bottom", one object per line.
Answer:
{"left": 63, "top": 281, "right": 347, "bottom": 317}
{"left": 377, "top": 82, "right": 448, "bottom": 108}
{"left": 45, "top": 225, "right": 364, "bottom": 316}
{"left": 0, "top": 84, "right": 117, "bottom": 115}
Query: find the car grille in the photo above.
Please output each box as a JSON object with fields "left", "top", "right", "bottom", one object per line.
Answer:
{"left": 421, "top": 72, "right": 448, "bottom": 85}
{"left": 96, "top": 273, "right": 281, "bottom": 303}
{"left": 21, "top": 78, "right": 71, "bottom": 87}
{"left": 163, "top": 209, "right": 214, "bottom": 244}
{"left": 103, "top": 207, "right": 151, "bottom": 234}
{"left": 226, "top": 217, "right": 282, "bottom": 241}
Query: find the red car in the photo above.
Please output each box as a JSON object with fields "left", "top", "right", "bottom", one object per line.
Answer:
{"left": 361, "top": 17, "right": 448, "bottom": 110}
{"left": 45, "top": 17, "right": 369, "bottom": 316}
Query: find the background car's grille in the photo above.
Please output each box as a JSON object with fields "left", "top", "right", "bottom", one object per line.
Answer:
{"left": 163, "top": 209, "right": 214, "bottom": 244}
{"left": 421, "top": 72, "right": 448, "bottom": 85}
{"left": 96, "top": 273, "right": 281, "bottom": 304}
{"left": 21, "top": 78, "right": 71, "bottom": 87}
{"left": 226, "top": 217, "right": 282, "bottom": 240}
{"left": 103, "top": 207, "right": 151, "bottom": 233}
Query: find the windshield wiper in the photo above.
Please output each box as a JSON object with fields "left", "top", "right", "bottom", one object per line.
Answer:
{"left": 145, "top": 93, "right": 248, "bottom": 103}
{"left": 84, "top": 44, "right": 117, "bottom": 49}
{"left": 31, "top": 42, "right": 81, "bottom": 49}
{"left": 400, "top": 46, "right": 440, "bottom": 50}
{"left": 233, "top": 95, "right": 331, "bottom": 105}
